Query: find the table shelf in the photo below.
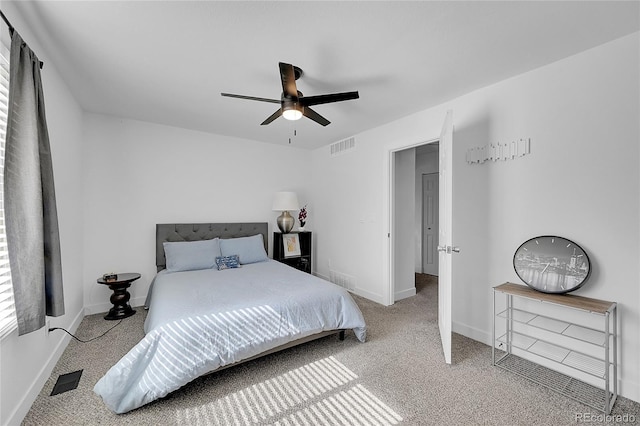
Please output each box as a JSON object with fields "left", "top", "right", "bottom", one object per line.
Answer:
{"left": 496, "top": 330, "right": 607, "bottom": 379}
{"left": 273, "top": 231, "right": 312, "bottom": 274}
{"left": 493, "top": 283, "right": 617, "bottom": 414}
{"left": 497, "top": 307, "right": 608, "bottom": 346}
{"left": 494, "top": 354, "right": 614, "bottom": 413}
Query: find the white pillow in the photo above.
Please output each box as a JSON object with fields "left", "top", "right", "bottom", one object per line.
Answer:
{"left": 220, "top": 234, "right": 268, "bottom": 264}
{"left": 163, "top": 238, "right": 221, "bottom": 272}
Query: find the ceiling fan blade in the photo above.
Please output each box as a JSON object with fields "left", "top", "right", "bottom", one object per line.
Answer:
{"left": 279, "top": 62, "right": 298, "bottom": 99}
{"left": 221, "top": 93, "right": 280, "bottom": 104}
{"left": 301, "top": 91, "right": 359, "bottom": 106}
{"left": 303, "top": 107, "right": 330, "bottom": 126}
{"left": 261, "top": 109, "right": 283, "bottom": 125}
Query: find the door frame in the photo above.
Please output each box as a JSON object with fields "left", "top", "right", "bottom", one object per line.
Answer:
{"left": 385, "top": 137, "right": 439, "bottom": 306}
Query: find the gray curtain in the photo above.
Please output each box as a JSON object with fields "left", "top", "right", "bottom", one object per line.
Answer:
{"left": 4, "top": 31, "right": 64, "bottom": 335}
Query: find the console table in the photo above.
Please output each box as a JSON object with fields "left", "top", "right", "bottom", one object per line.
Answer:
{"left": 493, "top": 282, "right": 617, "bottom": 414}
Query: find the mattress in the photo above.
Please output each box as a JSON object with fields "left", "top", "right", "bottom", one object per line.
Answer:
{"left": 94, "top": 260, "right": 366, "bottom": 413}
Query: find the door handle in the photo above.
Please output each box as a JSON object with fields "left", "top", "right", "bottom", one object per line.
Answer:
{"left": 437, "top": 245, "right": 461, "bottom": 254}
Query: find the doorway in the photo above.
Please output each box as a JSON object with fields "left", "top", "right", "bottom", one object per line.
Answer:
{"left": 417, "top": 142, "right": 440, "bottom": 276}
{"left": 390, "top": 141, "right": 440, "bottom": 302}
{"left": 388, "top": 110, "right": 453, "bottom": 364}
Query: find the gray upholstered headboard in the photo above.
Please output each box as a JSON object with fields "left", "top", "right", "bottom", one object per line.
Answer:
{"left": 156, "top": 222, "right": 268, "bottom": 271}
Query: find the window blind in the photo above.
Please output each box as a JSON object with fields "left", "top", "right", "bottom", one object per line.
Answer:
{"left": 0, "top": 41, "right": 16, "bottom": 339}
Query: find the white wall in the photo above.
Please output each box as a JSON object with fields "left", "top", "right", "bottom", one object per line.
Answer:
{"left": 311, "top": 33, "right": 640, "bottom": 401}
{"left": 82, "top": 115, "right": 312, "bottom": 313}
{"left": 0, "top": 5, "right": 85, "bottom": 426}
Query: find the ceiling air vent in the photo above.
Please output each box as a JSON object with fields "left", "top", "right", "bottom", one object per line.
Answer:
{"left": 330, "top": 137, "right": 356, "bottom": 157}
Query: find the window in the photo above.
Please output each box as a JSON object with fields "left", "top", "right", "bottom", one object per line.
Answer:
{"left": 0, "top": 41, "right": 16, "bottom": 339}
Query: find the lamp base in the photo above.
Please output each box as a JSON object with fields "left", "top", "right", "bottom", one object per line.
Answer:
{"left": 277, "top": 211, "right": 295, "bottom": 233}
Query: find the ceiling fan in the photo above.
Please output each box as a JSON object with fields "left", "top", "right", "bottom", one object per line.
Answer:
{"left": 221, "top": 62, "right": 359, "bottom": 126}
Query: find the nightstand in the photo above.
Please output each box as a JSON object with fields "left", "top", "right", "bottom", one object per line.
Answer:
{"left": 97, "top": 272, "right": 140, "bottom": 320}
{"left": 273, "top": 231, "right": 312, "bottom": 273}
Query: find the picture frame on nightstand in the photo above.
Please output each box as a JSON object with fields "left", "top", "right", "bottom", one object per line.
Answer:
{"left": 282, "top": 233, "right": 301, "bottom": 257}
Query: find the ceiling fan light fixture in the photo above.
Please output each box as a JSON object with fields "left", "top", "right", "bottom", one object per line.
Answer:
{"left": 222, "top": 62, "right": 358, "bottom": 126}
{"left": 282, "top": 105, "right": 303, "bottom": 121}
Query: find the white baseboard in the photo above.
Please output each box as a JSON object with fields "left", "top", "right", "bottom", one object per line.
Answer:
{"left": 351, "top": 286, "right": 387, "bottom": 305}
{"left": 394, "top": 287, "right": 416, "bottom": 302}
{"left": 5, "top": 308, "right": 84, "bottom": 426}
{"left": 314, "top": 272, "right": 387, "bottom": 305}
{"left": 83, "top": 296, "right": 146, "bottom": 316}
{"left": 453, "top": 320, "right": 491, "bottom": 346}
{"left": 620, "top": 379, "right": 640, "bottom": 404}
{"left": 313, "top": 271, "right": 329, "bottom": 281}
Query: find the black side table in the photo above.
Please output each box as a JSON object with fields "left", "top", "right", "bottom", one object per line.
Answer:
{"left": 97, "top": 272, "right": 140, "bottom": 320}
{"left": 273, "top": 232, "right": 312, "bottom": 273}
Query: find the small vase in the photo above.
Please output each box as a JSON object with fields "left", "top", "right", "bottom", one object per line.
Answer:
{"left": 299, "top": 226, "right": 306, "bottom": 232}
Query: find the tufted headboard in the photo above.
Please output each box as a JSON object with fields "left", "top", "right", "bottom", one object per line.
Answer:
{"left": 156, "top": 222, "right": 268, "bottom": 271}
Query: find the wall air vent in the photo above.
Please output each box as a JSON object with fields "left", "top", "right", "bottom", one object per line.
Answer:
{"left": 329, "top": 270, "right": 356, "bottom": 291}
{"left": 330, "top": 137, "right": 356, "bottom": 157}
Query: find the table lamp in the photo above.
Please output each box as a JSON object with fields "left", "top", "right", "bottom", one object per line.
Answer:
{"left": 272, "top": 191, "right": 299, "bottom": 233}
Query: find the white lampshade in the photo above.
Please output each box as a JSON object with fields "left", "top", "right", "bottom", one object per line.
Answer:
{"left": 272, "top": 191, "right": 299, "bottom": 211}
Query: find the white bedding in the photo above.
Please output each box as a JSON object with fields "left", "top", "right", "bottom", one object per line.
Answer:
{"left": 93, "top": 260, "right": 366, "bottom": 413}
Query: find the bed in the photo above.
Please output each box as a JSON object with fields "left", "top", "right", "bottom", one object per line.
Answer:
{"left": 93, "top": 222, "right": 367, "bottom": 414}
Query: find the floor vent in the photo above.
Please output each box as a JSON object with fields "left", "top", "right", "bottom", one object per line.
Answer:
{"left": 50, "top": 370, "right": 83, "bottom": 396}
{"left": 330, "top": 270, "right": 356, "bottom": 291}
{"left": 330, "top": 137, "right": 356, "bottom": 157}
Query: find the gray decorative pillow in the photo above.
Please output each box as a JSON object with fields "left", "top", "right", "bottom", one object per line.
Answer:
{"left": 220, "top": 234, "right": 268, "bottom": 264}
{"left": 163, "top": 238, "right": 221, "bottom": 272}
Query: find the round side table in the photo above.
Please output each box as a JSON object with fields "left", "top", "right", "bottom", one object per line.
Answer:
{"left": 97, "top": 273, "right": 140, "bottom": 320}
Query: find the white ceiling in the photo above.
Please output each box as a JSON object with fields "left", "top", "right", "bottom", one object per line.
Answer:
{"left": 7, "top": 1, "right": 640, "bottom": 150}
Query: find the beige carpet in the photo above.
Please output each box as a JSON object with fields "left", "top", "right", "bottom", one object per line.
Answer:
{"left": 22, "top": 274, "right": 640, "bottom": 425}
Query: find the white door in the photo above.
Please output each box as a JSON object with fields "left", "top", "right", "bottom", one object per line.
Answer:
{"left": 422, "top": 173, "right": 439, "bottom": 275}
{"left": 437, "top": 110, "right": 454, "bottom": 364}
